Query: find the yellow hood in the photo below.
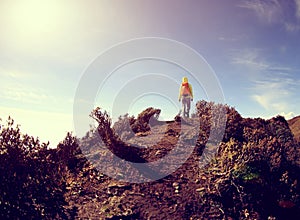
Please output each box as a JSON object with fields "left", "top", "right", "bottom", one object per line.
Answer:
{"left": 182, "top": 77, "right": 188, "bottom": 83}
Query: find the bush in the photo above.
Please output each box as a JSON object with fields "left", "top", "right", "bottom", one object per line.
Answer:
{"left": 0, "top": 117, "right": 76, "bottom": 219}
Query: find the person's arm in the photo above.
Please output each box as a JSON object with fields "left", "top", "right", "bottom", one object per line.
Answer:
{"left": 189, "top": 84, "right": 193, "bottom": 100}
{"left": 178, "top": 85, "right": 182, "bottom": 101}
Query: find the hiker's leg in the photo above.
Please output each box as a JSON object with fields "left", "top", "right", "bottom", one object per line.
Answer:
{"left": 186, "top": 98, "right": 191, "bottom": 117}
{"left": 182, "top": 97, "right": 187, "bottom": 117}
{"left": 181, "top": 99, "right": 186, "bottom": 117}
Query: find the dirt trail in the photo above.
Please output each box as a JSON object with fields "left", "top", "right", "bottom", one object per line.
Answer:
{"left": 2, "top": 102, "right": 300, "bottom": 219}
{"left": 69, "top": 118, "right": 206, "bottom": 219}
{"left": 66, "top": 103, "right": 300, "bottom": 219}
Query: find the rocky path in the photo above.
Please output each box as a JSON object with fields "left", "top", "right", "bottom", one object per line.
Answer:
{"left": 65, "top": 104, "right": 300, "bottom": 219}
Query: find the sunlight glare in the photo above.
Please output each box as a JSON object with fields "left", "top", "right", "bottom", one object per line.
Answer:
{"left": 8, "top": 0, "right": 66, "bottom": 42}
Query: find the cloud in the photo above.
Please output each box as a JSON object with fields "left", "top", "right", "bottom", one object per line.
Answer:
{"left": 218, "top": 36, "right": 238, "bottom": 42}
{"left": 252, "top": 93, "right": 288, "bottom": 112}
{"left": 239, "top": 0, "right": 300, "bottom": 32}
{"left": 231, "top": 49, "right": 270, "bottom": 71}
{"left": 0, "top": 79, "right": 69, "bottom": 114}
{"left": 251, "top": 77, "right": 299, "bottom": 116}
{"left": 238, "top": 0, "right": 282, "bottom": 24}
{"left": 296, "top": 0, "right": 300, "bottom": 18}
{"left": 284, "top": 22, "right": 300, "bottom": 32}
{"left": 231, "top": 49, "right": 295, "bottom": 74}
{"left": 230, "top": 47, "right": 299, "bottom": 117}
{"left": 230, "top": 48, "right": 294, "bottom": 74}
{"left": 281, "top": 0, "right": 300, "bottom": 33}
{"left": 280, "top": 111, "right": 295, "bottom": 119}
{"left": 0, "top": 67, "right": 72, "bottom": 106}
{"left": 0, "top": 84, "right": 55, "bottom": 105}
{"left": 252, "top": 94, "right": 270, "bottom": 110}
{"left": 0, "top": 68, "right": 35, "bottom": 79}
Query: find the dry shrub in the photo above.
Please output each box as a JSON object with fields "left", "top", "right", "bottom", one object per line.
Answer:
{"left": 0, "top": 117, "right": 78, "bottom": 219}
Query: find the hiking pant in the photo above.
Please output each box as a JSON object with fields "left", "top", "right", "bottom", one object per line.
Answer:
{"left": 182, "top": 95, "right": 191, "bottom": 117}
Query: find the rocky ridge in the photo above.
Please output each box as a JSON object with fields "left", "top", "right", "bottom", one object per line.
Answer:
{"left": 1, "top": 101, "right": 299, "bottom": 219}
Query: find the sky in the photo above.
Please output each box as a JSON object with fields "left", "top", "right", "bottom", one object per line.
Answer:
{"left": 0, "top": 0, "right": 300, "bottom": 146}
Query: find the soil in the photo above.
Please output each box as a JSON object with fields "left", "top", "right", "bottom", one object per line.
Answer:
{"left": 2, "top": 102, "right": 299, "bottom": 219}
{"left": 63, "top": 103, "right": 300, "bottom": 219}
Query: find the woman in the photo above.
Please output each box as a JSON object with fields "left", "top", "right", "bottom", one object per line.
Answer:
{"left": 178, "top": 77, "right": 193, "bottom": 118}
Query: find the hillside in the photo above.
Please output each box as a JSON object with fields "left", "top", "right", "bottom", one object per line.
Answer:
{"left": 0, "top": 101, "right": 299, "bottom": 219}
{"left": 75, "top": 101, "right": 300, "bottom": 219}
{"left": 288, "top": 116, "right": 300, "bottom": 143}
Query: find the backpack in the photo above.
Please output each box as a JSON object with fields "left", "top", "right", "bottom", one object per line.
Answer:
{"left": 181, "top": 82, "right": 191, "bottom": 95}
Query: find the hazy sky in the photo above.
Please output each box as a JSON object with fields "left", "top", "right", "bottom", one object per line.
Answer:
{"left": 1, "top": 0, "right": 300, "bottom": 146}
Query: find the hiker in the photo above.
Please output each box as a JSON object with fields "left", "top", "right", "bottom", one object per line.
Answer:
{"left": 178, "top": 76, "right": 193, "bottom": 118}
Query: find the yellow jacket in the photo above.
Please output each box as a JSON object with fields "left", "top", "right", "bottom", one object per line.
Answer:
{"left": 178, "top": 77, "right": 193, "bottom": 100}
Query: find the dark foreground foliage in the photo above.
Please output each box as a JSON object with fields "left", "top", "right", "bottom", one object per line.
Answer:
{"left": 1, "top": 100, "right": 300, "bottom": 219}
{"left": 0, "top": 117, "right": 79, "bottom": 219}
{"left": 193, "top": 101, "right": 300, "bottom": 219}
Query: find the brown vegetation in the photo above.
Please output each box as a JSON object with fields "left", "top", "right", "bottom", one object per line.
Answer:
{"left": 288, "top": 115, "right": 300, "bottom": 143}
{"left": 1, "top": 101, "right": 299, "bottom": 219}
